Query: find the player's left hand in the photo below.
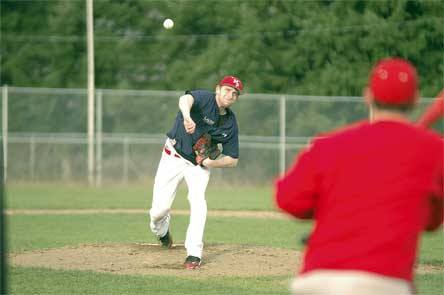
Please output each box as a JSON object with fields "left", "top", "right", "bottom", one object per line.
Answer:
{"left": 192, "top": 134, "right": 221, "bottom": 166}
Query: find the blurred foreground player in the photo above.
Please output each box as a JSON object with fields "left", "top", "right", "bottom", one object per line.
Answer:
{"left": 275, "top": 58, "right": 443, "bottom": 295}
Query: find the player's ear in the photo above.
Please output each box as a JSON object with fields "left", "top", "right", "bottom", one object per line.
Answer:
{"left": 364, "top": 87, "right": 376, "bottom": 122}
{"left": 363, "top": 87, "right": 373, "bottom": 106}
{"left": 215, "top": 85, "right": 221, "bottom": 94}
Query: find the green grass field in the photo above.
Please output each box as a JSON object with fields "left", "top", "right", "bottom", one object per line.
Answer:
{"left": 4, "top": 183, "right": 444, "bottom": 295}
{"left": 5, "top": 182, "right": 275, "bottom": 211}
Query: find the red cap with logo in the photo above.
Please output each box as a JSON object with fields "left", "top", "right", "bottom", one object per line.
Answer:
{"left": 369, "top": 58, "right": 418, "bottom": 105}
{"left": 219, "top": 75, "right": 243, "bottom": 93}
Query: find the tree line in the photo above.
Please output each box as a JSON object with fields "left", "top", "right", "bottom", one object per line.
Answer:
{"left": 1, "top": 0, "right": 443, "bottom": 134}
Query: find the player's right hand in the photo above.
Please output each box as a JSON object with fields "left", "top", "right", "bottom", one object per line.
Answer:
{"left": 184, "top": 117, "right": 196, "bottom": 134}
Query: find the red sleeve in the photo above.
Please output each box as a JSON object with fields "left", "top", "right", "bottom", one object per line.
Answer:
{"left": 425, "top": 160, "right": 444, "bottom": 231}
{"left": 418, "top": 91, "right": 444, "bottom": 128}
{"left": 274, "top": 143, "right": 320, "bottom": 219}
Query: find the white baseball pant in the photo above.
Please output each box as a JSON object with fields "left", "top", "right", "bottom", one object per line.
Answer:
{"left": 149, "top": 138, "right": 210, "bottom": 259}
{"left": 291, "top": 270, "right": 413, "bottom": 295}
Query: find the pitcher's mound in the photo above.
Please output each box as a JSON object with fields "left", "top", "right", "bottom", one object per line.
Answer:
{"left": 9, "top": 243, "right": 301, "bottom": 277}
{"left": 9, "top": 243, "right": 442, "bottom": 277}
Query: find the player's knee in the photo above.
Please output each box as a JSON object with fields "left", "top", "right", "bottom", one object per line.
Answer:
{"left": 149, "top": 207, "right": 169, "bottom": 222}
{"left": 187, "top": 196, "right": 207, "bottom": 210}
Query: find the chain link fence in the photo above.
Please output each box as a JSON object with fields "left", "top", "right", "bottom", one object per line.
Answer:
{"left": 1, "top": 86, "right": 433, "bottom": 185}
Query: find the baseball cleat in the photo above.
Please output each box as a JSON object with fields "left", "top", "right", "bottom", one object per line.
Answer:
{"left": 158, "top": 230, "right": 173, "bottom": 249}
{"left": 184, "top": 255, "right": 201, "bottom": 269}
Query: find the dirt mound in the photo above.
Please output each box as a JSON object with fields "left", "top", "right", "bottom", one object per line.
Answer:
{"left": 9, "top": 243, "right": 301, "bottom": 277}
{"left": 9, "top": 243, "right": 443, "bottom": 278}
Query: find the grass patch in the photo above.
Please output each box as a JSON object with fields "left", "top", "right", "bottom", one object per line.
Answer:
{"left": 6, "top": 183, "right": 274, "bottom": 211}
{"left": 8, "top": 267, "right": 292, "bottom": 295}
{"left": 418, "top": 231, "right": 444, "bottom": 265}
{"left": 415, "top": 273, "right": 444, "bottom": 295}
{"left": 6, "top": 213, "right": 311, "bottom": 252}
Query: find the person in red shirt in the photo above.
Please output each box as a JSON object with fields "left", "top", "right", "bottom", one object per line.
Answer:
{"left": 417, "top": 89, "right": 443, "bottom": 129}
{"left": 275, "top": 58, "right": 443, "bottom": 295}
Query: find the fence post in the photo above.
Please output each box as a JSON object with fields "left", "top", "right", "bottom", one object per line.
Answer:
{"left": 2, "top": 85, "right": 7, "bottom": 182}
{"left": 30, "top": 135, "right": 36, "bottom": 181}
{"left": 123, "top": 137, "right": 129, "bottom": 184}
{"left": 95, "top": 90, "right": 102, "bottom": 187}
{"left": 279, "top": 95, "right": 286, "bottom": 175}
{"left": 86, "top": 0, "right": 95, "bottom": 186}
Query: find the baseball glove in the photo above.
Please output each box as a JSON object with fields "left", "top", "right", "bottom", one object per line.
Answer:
{"left": 192, "top": 133, "right": 221, "bottom": 165}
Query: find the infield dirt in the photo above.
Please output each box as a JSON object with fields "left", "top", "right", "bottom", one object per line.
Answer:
{"left": 9, "top": 243, "right": 443, "bottom": 278}
{"left": 9, "top": 243, "right": 301, "bottom": 277}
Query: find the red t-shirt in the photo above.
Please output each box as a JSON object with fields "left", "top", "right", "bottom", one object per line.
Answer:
{"left": 275, "top": 121, "right": 443, "bottom": 281}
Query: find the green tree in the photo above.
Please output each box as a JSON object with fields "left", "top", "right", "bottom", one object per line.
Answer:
{"left": 1, "top": 0, "right": 442, "bottom": 134}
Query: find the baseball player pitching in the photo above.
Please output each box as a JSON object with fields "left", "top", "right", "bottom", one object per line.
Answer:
{"left": 148, "top": 75, "right": 243, "bottom": 269}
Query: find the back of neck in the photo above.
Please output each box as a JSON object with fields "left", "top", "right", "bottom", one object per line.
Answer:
{"left": 369, "top": 108, "right": 410, "bottom": 124}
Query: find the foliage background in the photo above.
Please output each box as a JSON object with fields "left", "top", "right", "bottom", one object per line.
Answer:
{"left": 1, "top": 0, "right": 443, "bottom": 134}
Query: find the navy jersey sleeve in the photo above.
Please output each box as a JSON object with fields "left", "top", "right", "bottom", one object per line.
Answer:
{"left": 222, "top": 137, "right": 239, "bottom": 158}
{"left": 186, "top": 90, "right": 212, "bottom": 111}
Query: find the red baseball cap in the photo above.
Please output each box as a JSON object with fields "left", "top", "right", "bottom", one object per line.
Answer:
{"left": 369, "top": 58, "right": 418, "bottom": 105}
{"left": 219, "top": 75, "right": 243, "bottom": 93}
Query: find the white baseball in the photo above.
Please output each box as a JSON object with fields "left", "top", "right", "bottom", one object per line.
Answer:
{"left": 163, "top": 18, "right": 174, "bottom": 30}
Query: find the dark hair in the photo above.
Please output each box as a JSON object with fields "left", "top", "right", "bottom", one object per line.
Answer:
{"left": 373, "top": 100, "right": 415, "bottom": 112}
